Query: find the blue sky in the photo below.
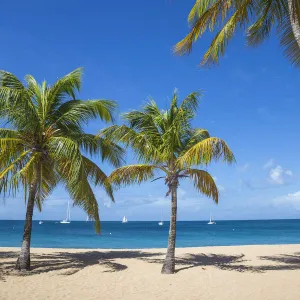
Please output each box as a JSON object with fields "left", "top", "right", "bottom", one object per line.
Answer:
{"left": 1, "top": 0, "right": 300, "bottom": 221}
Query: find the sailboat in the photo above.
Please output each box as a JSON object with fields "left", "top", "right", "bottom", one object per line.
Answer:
{"left": 39, "top": 221, "right": 43, "bottom": 225}
{"left": 122, "top": 216, "right": 128, "bottom": 223}
{"left": 86, "top": 215, "right": 93, "bottom": 222}
{"left": 60, "top": 200, "right": 71, "bottom": 224}
{"left": 207, "top": 214, "right": 216, "bottom": 225}
{"left": 158, "top": 209, "right": 164, "bottom": 226}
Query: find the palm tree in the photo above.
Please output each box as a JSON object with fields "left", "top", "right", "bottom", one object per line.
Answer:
{"left": 102, "top": 91, "right": 235, "bottom": 274}
{"left": 0, "top": 68, "right": 124, "bottom": 270}
{"left": 174, "top": 0, "right": 300, "bottom": 67}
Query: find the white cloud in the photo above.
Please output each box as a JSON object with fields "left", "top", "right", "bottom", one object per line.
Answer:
{"left": 285, "top": 170, "right": 293, "bottom": 176}
{"left": 269, "top": 165, "right": 293, "bottom": 185}
{"left": 272, "top": 191, "right": 300, "bottom": 210}
{"left": 263, "top": 159, "right": 274, "bottom": 169}
{"left": 237, "top": 163, "right": 249, "bottom": 172}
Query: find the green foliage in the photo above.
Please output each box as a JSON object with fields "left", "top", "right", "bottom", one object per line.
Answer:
{"left": 103, "top": 90, "right": 234, "bottom": 204}
{"left": 0, "top": 68, "right": 124, "bottom": 233}
{"left": 174, "top": 0, "right": 300, "bottom": 67}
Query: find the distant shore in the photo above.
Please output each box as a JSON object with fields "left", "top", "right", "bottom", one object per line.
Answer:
{"left": 1, "top": 244, "right": 300, "bottom": 300}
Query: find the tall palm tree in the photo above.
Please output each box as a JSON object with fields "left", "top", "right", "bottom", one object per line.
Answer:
{"left": 174, "top": 0, "right": 300, "bottom": 67}
{"left": 102, "top": 91, "right": 235, "bottom": 274}
{"left": 0, "top": 68, "right": 124, "bottom": 270}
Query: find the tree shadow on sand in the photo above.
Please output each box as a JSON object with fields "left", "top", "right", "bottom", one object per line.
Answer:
{"left": 1, "top": 250, "right": 300, "bottom": 281}
{"left": 0, "top": 250, "right": 162, "bottom": 281}
{"left": 142, "top": 251, "right": 300, "bottom": 274}
{"left": 141, "top": 253, "right": 246, "bottom": 273}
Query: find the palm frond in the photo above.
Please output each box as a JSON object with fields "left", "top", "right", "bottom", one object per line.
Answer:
{"left": 0, "top": 70, "right": 25, "bottom": 90}
{"left": 0, "top": 138, "right": 25, "bottom": 152}
{"left": 0, "top": 128, "right": 19, "bottom": 138}
{"left": 48, "top": 136, "right": 83, "bottom": 181}
{"left": 247, "top": 0, "right": 287, "bottom": 46}
{"left": 82, "top": 156, "right": 115, "bottom": 201}
{"left": 188, "top": 0, "right": 212, "bottom": 23}
{"left": 0, "top": 71, "right": 38, "bottom": 125}
{"left": 100, "top": 125, "right": 161, "bottom": 164}
{"left": 143, "top": 99, "right": 161, "bottom": 118}
{"left": 174, "top": 0, "right": 234, "bottom": 56}
{"left": 178, "top": 137, "right": 235, "bottom": 167}
{"left": 123, "top": 103, "right": 163, "bottom": 146}
{"left": 65, "top": 173, "right": 101, "bottom": 233}
{"left": 179, "top": 91, "right": 202, "bottom": 114}
{"left": 0, "top": 150, "right": 30, "bottom": 180}
{"left": 47, "top": 68, "right": 83, "bottom": 104}
{"left": 95, "top": 136, "right": 125, "bottom": 167}
{"left": 52, "top": 100, "right": 116, "bottom": 129}
{"left": 48, "top": 136, "right": 80, "bottom": 159}
{"left": 181, "top": 128, "right": 210, "bottom": 153}
{"left": 278, "top": 12, "right": 300, "bottom": 66}
{"left": 201, "top": 0, "right": 254, "bottom": 65}
{"left": 108, "top": 164, "right": 161, "bottom": 188}
{"left": 184, "top": 168, "right": 219, "bottom": 203}
{"left": 10, "top": 153, "right": 57, "bottom": 210}
{"left": 35, "top": 161, "right": 59, "bottom": 211}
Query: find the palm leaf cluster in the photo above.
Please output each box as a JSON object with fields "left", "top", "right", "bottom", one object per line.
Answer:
{"left": 103, "top": 91, "right": 235, "bottom": 201}
{"left": 174, "top": 0, "right": 300, "bottom": 67}
{"left": 0, "top": 68, "right": 124, "bottom": 233}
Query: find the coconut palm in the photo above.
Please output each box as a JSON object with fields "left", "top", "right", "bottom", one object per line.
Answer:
{"left": 0, "top": 68, "right": 124, "bottom": 270}
{"left": 174, "top": 0, "right": 300, "bottom": 67}
{"left": 102, "top": 91, "right": 235, "bottom": 274}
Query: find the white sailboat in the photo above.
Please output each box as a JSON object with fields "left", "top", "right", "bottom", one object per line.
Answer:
{"left": 60, "top": 200, "right": 71, "bottom": 224}
{"left": 86, "top": 215, "right": 93, "bottom": 222}
{"left": 158, "top": 209, "right": 164, "bottom": 226}
{"left": 39, "top": 221, "right": 43, "bottom": 225}
{"left": 122, "top": 216, "right": 128, "bottom": 223}
{"left": 207, "top": 214, "right": 216, "bottom": 225}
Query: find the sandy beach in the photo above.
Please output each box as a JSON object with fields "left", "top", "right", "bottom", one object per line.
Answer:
{"left": 1, "top": 244, "right": 300, "bottom": 300}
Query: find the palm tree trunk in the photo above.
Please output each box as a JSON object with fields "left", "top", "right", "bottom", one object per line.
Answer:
{"left": 15, "top": 182, "right": 37, "bottom": 271}
{"left": 288, "top": 0, "right": 300, "bottom": 49}
{"left": 161, "top": 184, "right": 177, "bottom": 274}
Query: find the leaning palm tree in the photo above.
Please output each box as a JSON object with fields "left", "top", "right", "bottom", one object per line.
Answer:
{"left": 102, "top": 91, "right": 235, "bottom": 274}
{"left": 0, "top": 68, "right": 123, "bottom": 270}
{"left": 175, "top": 0, "right": 300, "bottom": 67}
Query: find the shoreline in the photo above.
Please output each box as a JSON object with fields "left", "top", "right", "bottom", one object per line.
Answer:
{"left": 1, "top": 243, "right": 300, "bottom": 251}
{"left": 1, "top": 244, "right": 300, "bottom": 299}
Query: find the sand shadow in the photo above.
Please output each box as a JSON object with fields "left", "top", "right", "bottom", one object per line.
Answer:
{"left": 141, "top": 253, "right": 246, "bottom": 273}
{"left": 181, "top": 252, "right": 300, "bottom": 273}
{"left": 142, "top": 251, "right": 300, "bottom": 273}
{"left": 212, "top": 252, "right": 300, "bottom": 273}
{"left": 175, "top": 253, "right": 246, "bottom": 273}
{"left": 0, "top": 250, "right": 163, "bottom": 280}
{"left": 2, "top": 249, "right": 300, "bottom": 280}
{"left": 0, "top": 251, "right": 20, "bottom": 282}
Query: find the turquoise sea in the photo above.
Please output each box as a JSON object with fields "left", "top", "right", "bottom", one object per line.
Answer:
{"left": 0, "top": 219, "right": 300, "bottom": 249}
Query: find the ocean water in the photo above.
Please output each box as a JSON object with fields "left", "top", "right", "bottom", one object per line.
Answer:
{"left": 0, "top": 219, "right": 300, "bottom": 249}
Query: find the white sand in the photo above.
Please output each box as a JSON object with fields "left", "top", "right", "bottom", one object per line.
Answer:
{"left": 1, "top": 245, "right": 300, "bottom": 300}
